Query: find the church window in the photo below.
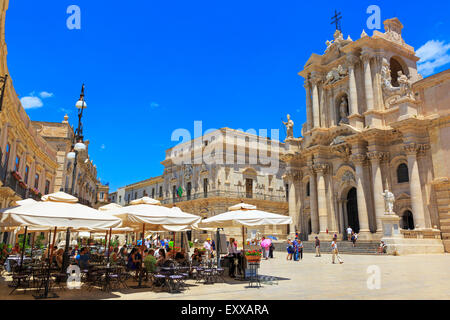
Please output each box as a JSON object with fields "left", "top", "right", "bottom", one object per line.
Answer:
{"left": 397, "top": 163, "right": 409, "bottom": 183}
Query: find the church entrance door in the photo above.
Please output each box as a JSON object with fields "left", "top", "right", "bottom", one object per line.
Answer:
{"left": 346, "top": 188, "right": 360, "bottom": 233}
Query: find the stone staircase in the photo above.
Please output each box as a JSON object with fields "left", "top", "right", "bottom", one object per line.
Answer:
{"left": 273, "top": 241, "right": 380, "bottom": 255}
{"left": 440, "top": 217, "right": 450, "bottom": 252}
{"left": 433, "top": 180, "right": 450, "bottom": 252}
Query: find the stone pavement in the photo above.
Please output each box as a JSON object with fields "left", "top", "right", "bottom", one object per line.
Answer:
{"left": 1, "top": 252, "right": 449, "bottom": 300}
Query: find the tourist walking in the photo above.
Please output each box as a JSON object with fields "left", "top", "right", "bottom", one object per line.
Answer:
{"left": 352, "top": 232, "right": 358, "bottom": 247}
{"left": 315, "top": 236, "right": 321, "bottom": 257}
{"left": 269, "top": 242, "right": 274, "bottom": 259}
{"left": 293, "top": 238, "right": 299, "bottom": 261}
{"left": 286, "top": 239, "right": 294, "bottom": 260}
{"left": 298, "top": 240, "right": 304, "bottom": 260}
{"left": 331, "top": 238, "right": 343, "bottom": 264}
{"left": 346, "top": 226, "right": 353, "bottom": 241}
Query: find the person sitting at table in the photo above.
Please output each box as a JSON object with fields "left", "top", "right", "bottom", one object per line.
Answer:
{"left": 144, "top": 249, "right": 157, "bottom": 279}
{"left": 110, "top": 247, "right": 119, "bottom": 265}
{"left": 175, "top": 251, "right": 188, "bottom": 266}
{"left": 191, "top": 248, "right": 202, "bottom": 266}
{"left": 55, "top": 249, "right": 64, "bottom": 268}
{"left": 0, "top": 244, "right": 9, "bottom": 264}
{"left": 11, "top": 243, "right": 20, "bottom": 255}
{"left": 155, "top": 248, "right": 167, "bottom": 268}
{"left": 127, "top": 248, "right": 142, "bottom": 278}
{"left": 76, "top": 247, "right": 91, "bottom": 271}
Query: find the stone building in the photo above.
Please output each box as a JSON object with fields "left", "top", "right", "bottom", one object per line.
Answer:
{"left": 283, "top": 18, "right": 448, "bottom": 253}
{"left": 110, "top": 128, "right": 290, "bottom": 240}
{"left": 123, "top": 176, "right": 164, "bottom": 205}
{"left": 33, "top": 116, "right": 100, "bottom": 207}
{"left": 0, "top": 0, "right": 58, "bottom": 209}
{"left": 0, "top": 0, "right": 58, "bottom": 244}
{"left": 94, "top": 182, "right": 110, "bottom": 209}
{"left": 161, "top": 128, "right": 289, "bottom": 240}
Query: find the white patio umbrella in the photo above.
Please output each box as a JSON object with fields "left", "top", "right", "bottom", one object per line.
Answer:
{"left": 0, "top": 192, "right": 122, "bottom": 230}
{"left": 98, "top": 203, "right": 122, "bottom": 211}
{"left": 108, "top": 197, "right": 201, "bottom": 231}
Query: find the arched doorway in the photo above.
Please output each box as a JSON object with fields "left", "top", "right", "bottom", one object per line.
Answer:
{"left": 401, "top": 210, "right": 415, "bottom": 230}
{"left": 346, "top": 188, "right": 360, "bottom": 233}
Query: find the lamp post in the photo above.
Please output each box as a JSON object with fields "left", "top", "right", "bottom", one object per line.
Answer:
{"left": 62, "top": 84, "right": 88, "bottom": 273}
{"left": 0, "top": 74, "right": 8, "bottom": 112}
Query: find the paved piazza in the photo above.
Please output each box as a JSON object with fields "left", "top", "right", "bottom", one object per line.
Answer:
{"left": 1, "top": 252, "right": 449, "bottom": 300}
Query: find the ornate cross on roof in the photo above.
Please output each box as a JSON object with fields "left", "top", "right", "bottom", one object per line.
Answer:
{"left": 331, "top": 10, "right": 342, "bottom": 31}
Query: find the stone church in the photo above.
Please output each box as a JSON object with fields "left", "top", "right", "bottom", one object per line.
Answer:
{"left": 282, "top": 18, "right": 449, "bottom": 253}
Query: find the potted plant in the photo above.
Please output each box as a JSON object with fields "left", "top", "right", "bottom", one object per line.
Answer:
{"left": 245, "top": 250, "right": 262, "bottom": 262}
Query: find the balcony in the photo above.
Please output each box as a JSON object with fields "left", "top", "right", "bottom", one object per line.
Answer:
{"left": 3, "top": 171, "right": 28, "bottom": 199}
{"left": 160, "top": 190, "right": 287, "bottom": 205}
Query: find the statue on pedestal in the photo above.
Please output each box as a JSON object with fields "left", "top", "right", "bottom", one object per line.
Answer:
{"left": 283, "top": 114, "right": 294, "bottom": 139}
{"left": 382, "top": 190, "right": 396, "bottom": 215}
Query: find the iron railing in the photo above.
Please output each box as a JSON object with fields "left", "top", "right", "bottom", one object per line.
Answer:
{"left": 160, "top": 190, "right": 287, "bottom": 205}
{"left": 3, "top": 171, "right": 28, "bottom": 199}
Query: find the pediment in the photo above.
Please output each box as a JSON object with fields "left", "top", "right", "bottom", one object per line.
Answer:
{"left": 396, "top": 192, "right": 410, "bottom": 201}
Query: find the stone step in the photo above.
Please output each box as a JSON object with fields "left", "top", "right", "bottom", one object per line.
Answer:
{"left": 443, "top": 240, "right": 450, "bottom": 253}
{"left": 273, "top": 241, "right": 380, "bottom": 255}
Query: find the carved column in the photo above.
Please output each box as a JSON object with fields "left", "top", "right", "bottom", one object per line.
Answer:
{"left": 351, "top": 154, "right": 371, "bottom": 234}
{"left": 361, "top": 49, "right": 375, "bottom": 112}
{"left": 304, "top": 79, "right": 313, "bottom": 132}
{"left": 329, "top": 90, "right": 336, "bottom": 127}
{"left": 311, "top": 73, "right": 321, "bottom": 129}
{"left": 320, "top": 87, "right": 326, "bottom": 128}
{"left": 314, "top": 163, "right": 329, "bottom": 234}
{"left": 337, "top": 200, "right": 344, "bottom": 235}
{"left": 307, "top": 164, "right": 319, "bottom": 234}
{"left": 346, "top": 54, "right": 359, "bottom": 116}
{"left": 286, "top": 172, "right": 298, "bottom": 238}
{"left": 404, "top": 143, "right": 427, "bottom": 229}
{"left": 368, "top": 151, "right": 389, "bottom": 233}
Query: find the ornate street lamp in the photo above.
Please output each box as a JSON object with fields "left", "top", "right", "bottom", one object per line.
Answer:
{"left": 62, "top": 84, "right": 88, "bottom": 273}
{"left": 0, "top": 74, "right": 8, "bottom": 112}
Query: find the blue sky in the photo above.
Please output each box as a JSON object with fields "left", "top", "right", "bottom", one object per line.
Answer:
{"left": 5, "top": 0, "right": 450, "bottom": 191}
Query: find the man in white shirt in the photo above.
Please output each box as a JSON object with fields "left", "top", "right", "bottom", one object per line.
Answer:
{"left": 331, "top": 238, "right": 343, "bottom": 264}
{"left": 346, "top": 226, "right": 353, "bottom": 241}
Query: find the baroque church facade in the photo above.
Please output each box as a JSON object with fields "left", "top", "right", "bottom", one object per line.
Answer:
{"left": 283, "top": 18, "right": 449, "bottom": 253}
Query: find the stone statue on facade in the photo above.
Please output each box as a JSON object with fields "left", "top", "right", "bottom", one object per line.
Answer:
{"left": 382, "top": 190, "right": 396, "bottom": 215}
{"left": 325, "top": 65, "right": 348, "bottom": 85}
{"left": 325, "top": 30, "right": 352, "bottom": 53}
{"left": 380, "top": 58, "right": 415, "bottom": 107}
{"left": 339, "top": 96, "right": 349, "bottom": 124}
{"left": 283, "top": 114, "right": 294, "bottom": 139}
{"left": 398, "top": 71, "right": 414, "bottom": 99}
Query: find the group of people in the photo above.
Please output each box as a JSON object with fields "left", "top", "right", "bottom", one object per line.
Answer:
{"left": 286, "top": 238, "right": 304, "bottom": 261}
{"left": 286, "top": 236, "right": 344, "bottom": 264}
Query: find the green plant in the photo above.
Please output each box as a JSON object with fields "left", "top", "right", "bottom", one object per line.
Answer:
{"left": 188, "top": 241, "right": 193, "bottom": 248}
